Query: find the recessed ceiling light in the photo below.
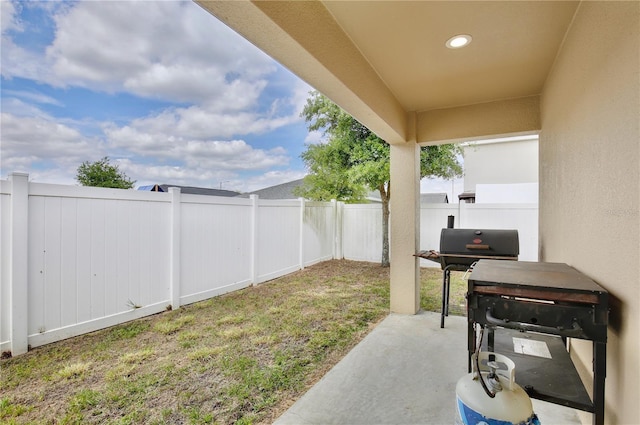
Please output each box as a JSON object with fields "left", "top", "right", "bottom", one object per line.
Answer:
{"left": 446, "top": 34, "right": 472, "bottom": 49}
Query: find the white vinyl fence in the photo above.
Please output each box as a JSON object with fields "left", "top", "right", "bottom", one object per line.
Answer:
{"left": 418, "top": 202, "right": 539, "bottom": 267}
{"left": 1, "top": 173, "right": 537, "bottom": 356}
{"left": 340, "top": 202, "right": 538, "bottom": 266}
{"left": 0, "top": 173, "right": 336, "bottom": 355}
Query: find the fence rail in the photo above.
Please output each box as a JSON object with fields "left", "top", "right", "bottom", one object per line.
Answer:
{"left": 1, "top": 173, "right": 537, "bottom": 356}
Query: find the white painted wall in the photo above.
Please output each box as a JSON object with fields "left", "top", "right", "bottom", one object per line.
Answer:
{"left": 475, "top": 183, "right": 538, "bottom": 204}
{"left": 462, "top": 137, "right": 538, "bottom": 193}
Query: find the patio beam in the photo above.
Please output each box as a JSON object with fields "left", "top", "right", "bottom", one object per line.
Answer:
{"left": 416, "top": 95, "right": 541, "bottom": 145}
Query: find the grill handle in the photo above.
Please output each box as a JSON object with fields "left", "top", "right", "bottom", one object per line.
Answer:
{"left": 485, "top": 307, "right": 584, "bottom": 337}
{"left": 466, "top": 244, "right": 490, "bottom": 250}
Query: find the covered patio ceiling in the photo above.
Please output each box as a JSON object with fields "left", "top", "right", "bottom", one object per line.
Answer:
{"left": 196, "top": 0, "right": 579, "bottom": 145}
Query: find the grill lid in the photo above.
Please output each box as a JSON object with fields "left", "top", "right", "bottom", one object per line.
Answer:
{"left": 439, "top": 229, "right": 519, "bottom": 268}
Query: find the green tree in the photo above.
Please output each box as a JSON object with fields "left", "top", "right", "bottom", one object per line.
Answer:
{"left": 76, "top": 157, "right": 135, "bottom": 189}
{"left": 296, "top": 91, "right": 462, "bottom": 266}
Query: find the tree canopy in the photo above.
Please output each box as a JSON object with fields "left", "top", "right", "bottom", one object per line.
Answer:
{"left": 76, "top": 157, "right": 135, "bottom": 189}
{"left": 295, "top": 91, "right": 462, "bottom": 266}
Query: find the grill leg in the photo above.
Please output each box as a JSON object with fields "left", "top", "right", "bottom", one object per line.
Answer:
{"left": 445, "top": 269, "right": 451, "bottom": 317}
{"left": 441, "top": 268, "right": 451, "bottom": 328}
{"left": 593, "top": 341, "right": 606, "bottom": 425}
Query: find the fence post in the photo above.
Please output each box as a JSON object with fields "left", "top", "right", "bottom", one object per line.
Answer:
{"left": 250, "top": 195, "right": 258, "bottom": 285}
{"left": 332, "top": 200, "right": 343, "bottom": 260}
{"left": 459, "top": 201, "right": 467, "bottom": 228}
{"left": 169, "top": 187, "right": 181, "bottom": 310}
{"left": 9, "top": 172, "right": 29, "bottom": 355}
{"left": 331, "top": 199, "right": 337, "bottom": 259}
{"left": 299, "top": 198, "right": 305, "bottom": 270}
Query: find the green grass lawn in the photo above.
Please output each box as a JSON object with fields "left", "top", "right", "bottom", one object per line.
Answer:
{"left": 0, "top": 260, "right": 467, "bottom": 425}
{"left": 420, "top": 267, "right": 468, "bottom": 316}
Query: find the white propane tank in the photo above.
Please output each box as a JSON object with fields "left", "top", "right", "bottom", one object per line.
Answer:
{"left": 456, "top": 352, "right": 540, "bottom": 425}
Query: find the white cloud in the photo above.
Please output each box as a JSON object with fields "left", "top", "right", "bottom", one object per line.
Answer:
{"left": 28, "top": 167, "right": 79, "bottom": 186}
{"left": 2, "top": 1, "right": 278, "bottom": 107}
{"left": 304, "top": 130, "right": 325, "bottom": 145}
{"left": 420, "top": 177, "right": 464, "bottom": 203}
{"left": 117, "top": 158, "right": 230, "bottom": 186}
{"left": 1, "top": 97, "right": 53, "bottom": 118}
{"left": 294, "top": 84, "right": 315, "bottom": 115}
{"left": 1, "top": 1, "right": 69, "bottom": 82}
{"left": 1, "top": 1, "right": 314, "bottom": 189}
{"left": 1, "top": 1, "right": 21, "bottom": 34}
{"left": 0, "top": 33, "right": 48, "bottom": 83}
{"left": 243, "top": 170, "right": 307, "bottom": 193}
{"left": 43, "top": 1, "right": 276, "bottom": 105}
{"left": 3, "top": 90, "right": 63, "bottom": 107}
{"left": 0, "top": 112, "right": 100, "bottom": 173}
{"left": 118, "top": 159, "right": 305, "bottom": 194}
{"left": 106, "top": 123, "right": 290, "bottom": 170}
{"left": 102, "top": 90, "right": 303, "bottom": 145}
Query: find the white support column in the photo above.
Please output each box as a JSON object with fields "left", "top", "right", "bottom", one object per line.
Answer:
{"left": 389, "top": 143, "right": 421, "bottom": 314}
{"left": 250, "top": 195, "right": 259, "bottom": 285}
{"left": 9, "top": 172, "right": 29, "bottom": 355}
{"left": 169, "top": 187, "right": 181, "bottom": 310}
{"left": 299, "top": 197, "right": 305, "bottom": 270}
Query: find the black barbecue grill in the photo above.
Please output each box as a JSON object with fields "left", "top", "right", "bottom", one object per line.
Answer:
{"left": 416, "top": 228, "right": 519, "bottom": 327}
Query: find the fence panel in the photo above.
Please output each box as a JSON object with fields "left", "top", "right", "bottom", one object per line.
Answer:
{"left": 256, "top": 199, "right": 302, "bottom": 283}
{"left": 1, "top": 177, "right": 337, "bottom": 355}
{"left": 342, "top": 204, "right": 383, "bottom": 263}
{"left": 25, "top": 184, "right": 171, "bottom": 341}
{"left": 419, "top": 204, "right": 459, "bottom": 267}
{"left": 343, "top": 202, "right": 539, "bottom": 266}
{"left": 303, "top": 202, "right": 335, "bottom": 266}
{"left": 459, "top": 203, "right": 538, "bottom": 262}
{"left": 180, "top": 196, "right": 253, "bottom": 304}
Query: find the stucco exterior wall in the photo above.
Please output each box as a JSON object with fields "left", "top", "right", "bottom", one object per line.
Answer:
{"left": 539, "top": 2, "right": 639, "bottom": 424}
{"left": 462, "top": 138, "right": 538, "bottom": 193}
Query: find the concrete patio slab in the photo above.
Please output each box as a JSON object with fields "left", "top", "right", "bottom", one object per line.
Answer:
{"left": 275, "top": 311, "right": 583, "bottom": 425}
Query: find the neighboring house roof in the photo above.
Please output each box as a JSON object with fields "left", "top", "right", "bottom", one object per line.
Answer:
{"left": 137, "top": 183, "right": 240, "bottom": 197}
{"left": 237, "top": 178, "right": 305, "bottom": 199}
{"left": 137, "top": 184, "right": 165, "bottom": 192}
{"left": 458, "top": 191, "right": 476, "bottom": 203}
{"left": 238, "top": 179, "right": 448, "bottom": 203}
{"left": 421, "top": 193, "right": 449, "bottom": 203}
{"left": 367, "top": 191, "right": 449, "bottom": 204}
{"left": 159, "top": 184, "right": 240, "bottom": 197}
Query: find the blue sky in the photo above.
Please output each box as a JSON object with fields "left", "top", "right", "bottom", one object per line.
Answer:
{"left": 1, "top": 0, "right": 461, "bottom": 196}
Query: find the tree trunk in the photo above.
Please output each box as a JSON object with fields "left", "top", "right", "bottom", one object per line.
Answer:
{"left": 380, "top": 183, "right": 390, "bottom": 267}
